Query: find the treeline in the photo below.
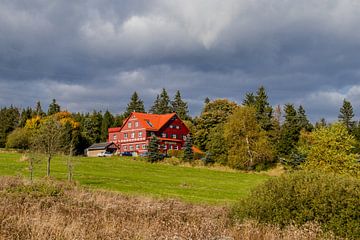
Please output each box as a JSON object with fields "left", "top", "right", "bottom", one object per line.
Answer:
{"left": 0, "top": 89, "right": 190, "bottom": 155}
{"left": 1, "top": 87, "right": 359, "bottom": 175}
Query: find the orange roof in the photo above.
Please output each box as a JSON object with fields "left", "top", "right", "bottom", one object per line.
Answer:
{"left": 130, "top": 112, "right": 177, "bottom": 131}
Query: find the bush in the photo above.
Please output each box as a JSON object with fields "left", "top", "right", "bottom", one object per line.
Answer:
{"left": 232, "top": 171, "right": 360, "bottom": 239}
{"left": 6, "top": 128, "right": 31, "bottom": 149}
{"left": 167, "top": 150, "right": 184, "bottom": 159}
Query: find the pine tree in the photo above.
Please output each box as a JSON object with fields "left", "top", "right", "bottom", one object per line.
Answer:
{"left": 34, "top": 101, "right": 45, "bottom": 117}
{"left": 171, "top": 90, "right": 189, "bottom": 120}
{"left": 101, "top": 110, "right": 114, "bottom": 142}
{"left": 149, "top": 95, "right": 161, "bottom": 114}
{"left": 124, "top": 92, "right": 145, "bottom": 118}
{"left": 297, "top": 105, "right": 313, "bottom": 131}
{"left": 47, "top": 99, "right": 61, "bottom": 115}
{"left": 19, "top": 107, "right": 33, "bottom": 127}
{"left": 315, "top": 118, "right": 327, "bottom": 129}
{"left": 204, "top": 97, "right": 210, "bottom": 105}
{"left": 243, "top": 92, "right": 256, "bottom": 106}
{"left": 158, "top": 88, "right": 172, "bottom": 114}
{"left": 147, "top": 135, "right": 160, "bottom": 163}
{"left": 277, "top": 104, "right": 301, "bottom": 156}
{"left": 254, "top": 86, "right": 273, "bottom": 131}
{"left": 183, "top": 134, "right": 194, "bottom": 162}
{"left": 0, "top": 106, "right": 20, "bottom": 147}
{"left": 338, "top": 99, "right": 355, "bottom": 132}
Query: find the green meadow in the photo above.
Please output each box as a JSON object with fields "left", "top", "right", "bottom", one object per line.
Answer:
{"left": 0, "top": 152, "right": 269, "bottom": 204}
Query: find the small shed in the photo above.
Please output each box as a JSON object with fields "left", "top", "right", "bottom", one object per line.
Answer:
{"left": 85, "top": 142, "right": 118, "bottom": 157}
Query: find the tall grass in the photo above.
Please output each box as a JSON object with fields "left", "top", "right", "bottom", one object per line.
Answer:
{"left": 0, "top": 177, "right": 335, "bottom": 240}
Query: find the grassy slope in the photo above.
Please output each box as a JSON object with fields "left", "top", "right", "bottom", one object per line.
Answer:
{"left": 0, "top": 152, "right": 269, "bottom": 204}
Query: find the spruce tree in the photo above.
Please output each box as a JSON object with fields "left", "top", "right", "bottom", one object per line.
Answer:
{"left": 338, "top": 99, "right": 355, "bottom": 132}
{"left": 254, "top": 86, "right": 273, "bottom": 131}
{"left": 124, "top": 92, "right": 145, "bottom": 118}
{"left": 158, "top": 88, "right": 172, "bottom": 114}
{"left": 277, "top": 104, "right": 301, "bottom": 156}
{"left": 47, "top": 99, "right": 61, "bottom": 115}
{"left": 171, "top": 90, "right": 189, "bottom": 120}
{"left": 183, "top": 134, "right": 194, "bottom": 162}
{"left": 149, "top": 95, "right": 160, "bottom": 114}
{"left": 101, "top": 110, "right": 114, "bottom": 142}
{"left": 204, "top": 97, "right": 210, "bottom": 105}
{"left": 243, "top": 92, "right": 256, "bottom": 106}
{"left": 297, "top": 105, "right": 313, "bottom": 131}
{"left": 34, "top": 101, "right": 45, "bottom": 117}
{"left": 147, "top": 135, "right": 160, "bottom": 162}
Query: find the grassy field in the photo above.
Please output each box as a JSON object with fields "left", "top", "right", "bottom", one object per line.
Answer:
{"left": 0, "top": 152, "right": 269, "bottom": 204}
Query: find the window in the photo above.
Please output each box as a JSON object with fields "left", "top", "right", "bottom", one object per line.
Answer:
{"left": 176, "top": 125, "right": 180, "bottom": 129}
{"left": 129, "top": 145, "right": 134, "bottom": 151}
{"left": 128, "top": 122, "right": 132, "bottom": 128}
{"left": 136, "top": 144, "right": 140, "bottom": 150}
{"left": 162, "top": 133, "right": 167, "bottom": 138}
{"left": 138, "top": 131, "right": 143, "bottom": 138}
{"left": 142, "top": 144, "right": 147, "bottom": 149}
{"left": 172, "top": 134, "right": 177, "bottom": 139}
{"left": 124, "top": 145, "right": 127, "bottom": 150}
{"left": 145, "top": 120, "right": 153, "bottom": 127}
{"left": 135, "top": 121, "right": 139, "bottom": 127}
{"left": 183, "top": 135, "right": 187, "bottom": 141}
{"left": 124, "top": 133, "right": 128, "bottom": 139}
{"left": 113, "top": 134, "right": 117, "bottom": 140}
{"left": 169, "top": 125, "right": 174, "bottom": 129}
{"left": 163, "top": 145, "right": 167, "bottom": 150}
{"left": 131, "top": 132, "right": 135, "bottom": 138}
{"left": 174, "top": 145, "right": 179, "bottom": 150}
{"left": 169, "top": 145, "right": 173, "bottom": 150}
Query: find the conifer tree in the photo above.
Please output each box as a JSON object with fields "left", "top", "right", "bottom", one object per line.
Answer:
{"left": 149, "top": 95, "right": 160, "bottom": 114}
{"left": 147, "top": 135, "right": 160, "bottom": 162}
{"left": 243, "top": 92, "right": 256, "bottom": 106}
{"left": 34, "top": 101, "right": 45, "bottom": 117}
{"left": 254, "top": 86, "right": 273, "bottom": 131}
{"left": 183, "top": 134, "right": 194, "bottom": 162}
{"left": 171, "top": 90, "right": 189, "bottom": 120}
{"left": 297, "top": 105, "right": 313, "bottom": 131}
{"left": 338, "top": 99, "right": 355, "bottom": 132}
{"left": 124, "top": 92, "right": 145, "bottom": 118}
{"left": 277, "top": 104, "right": 301, "bottom": 156}
{"left": 101, "top": 110, "right": 114, "bottom": 142}
{"left": 204, "top": 97, "right": 210, "bottom": 105}
{"left": 19, "top": 107, "right": 33, "bottom": 127}
{"left": 315, "top": 118, "right": 327, "bottom": 129}
{"left": 47, "top": 99, "right": 61, "bottom": 115}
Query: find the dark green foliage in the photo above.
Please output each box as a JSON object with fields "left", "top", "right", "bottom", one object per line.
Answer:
{"left": 81, "top": 111, "right": 103, "bottom": 144}
{"left": 277, "top": 104, "right": 301, "bottom": 156}
{"left": 150, "top": 88, "right": 173, "bottom": 114}
{"left": 101, "top": 110, "right": 114, "bottom": 142}
{"left": 315, "top": 118, "right": 327, "bottom": 129}
{"left": 242, "top": 92, "right": 256, "bottom": 106}
{"left": 254, "top": 86, "right": 273, "bottom": 131}
{"left": 205, "top": 124, "right": 228, "bottom": 165}
{"left": 297, "top": 105, "right": 313, "bottom": 131}
{"left": 233, "top": 171, "right": 360, "bottom": 239}
{"left": 194, "top": 99, "right": 238, "bottom": 150}
{"left": 204, "top": 97, "right": 210, "bottom": 105}
{"left": 0, "top": 106, "right": 20, "bottom": 147}
{"left": 124, "top": 92, "right": 145, "bottom": 118}
{"left": 19, "top": 107, "right": 34, "bottom": 127}
{"left": 34, "top": 101, "right": 45, "bottom": 117}
{"left": 47, "top": 99, "right": 61, "bottom": 115}
{"left": 147, "top": 136, "right": 161, "bottom": 163}
{"left": 338, "top": 99, "right": 355, "bottom": 132}
{"left": 171, "top": 90, "right": 189, "bottom": 120}
{"left": 280, "top": 151, "right": 306, "bottom": 170}
{"left": 183, "top": 134, "right": 193, "bottom": 162}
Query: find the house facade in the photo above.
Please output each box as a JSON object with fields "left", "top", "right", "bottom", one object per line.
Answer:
{"left": 108, "top": 112, "right": 190, "bottom": 154}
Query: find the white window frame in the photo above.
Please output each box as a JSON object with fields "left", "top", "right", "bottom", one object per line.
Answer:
{"left": 172, "top": 134, "right": 177, "bottom": 139}
{"left": 135, "top": 121, "right": 139, "bottom": 127}
{"left": 162, "top": 133, "right": 167, "bottom": 138}
{"left": 169, "top": 125, "right": 173, "bottom": 129}
{"left": 131, "top": 132, "right": 135, "bottom": 139}
{"left": 176, "top": 125, "right": 180, "bottom": 129}
{"left": 128, "top": 122, "right": 132, "bottom": 128}
{"left": 124, "top": 133, "right": 128, "bottom": 139}
{"left": 129, "top": 145, "right": 134, "bottom": 151}
{"left": 124, "top": 145, "right": 127, "bottom": 150}
{"left": 138, "top": 131, "right": 143, "bottom": 138}
{"left": 113, "top": 134, "right": 117, "bottom": 140}
{"left": 136, "top": 144, "right": 140, "bottom": 150}
{"left": 142, "top": 144, "right": 147, "bottom": 149}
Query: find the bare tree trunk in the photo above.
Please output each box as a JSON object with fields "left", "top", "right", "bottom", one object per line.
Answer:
{"left": 245, "top": 135, "right": 253, "bottom": 168}
{"left": 47, "top": 155, "right": 51, "bottom": 177}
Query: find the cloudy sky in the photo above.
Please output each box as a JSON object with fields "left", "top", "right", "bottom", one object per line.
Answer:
{"left": 1, "top": 0, "right": 360, "bottom": 122}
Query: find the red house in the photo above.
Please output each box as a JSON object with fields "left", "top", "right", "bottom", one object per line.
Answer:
{"left": 108, "top": 112, "right": 190, "bottom": 155}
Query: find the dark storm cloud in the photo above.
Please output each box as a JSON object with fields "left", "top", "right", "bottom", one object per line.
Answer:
{"left": 1, "top": 0, "right": 360, "bottom": 121}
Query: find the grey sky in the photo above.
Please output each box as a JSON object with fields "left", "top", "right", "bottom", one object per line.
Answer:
{"left": 1, "top": 0, "right": 360, "bottom": 122}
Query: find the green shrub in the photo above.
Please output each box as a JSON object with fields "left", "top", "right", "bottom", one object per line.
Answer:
{"left": 6, "top": 128, "right": 31, "bottom": 149}
{"left": 167, "top": 150, "right": 184, "bottom": 158}
{"left": 232, "top": 171, "right": 360, "bottom": 239}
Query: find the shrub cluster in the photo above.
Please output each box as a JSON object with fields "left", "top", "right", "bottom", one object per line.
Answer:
{"left": 232, "top": 171, "right": 360, "bottom": 239}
